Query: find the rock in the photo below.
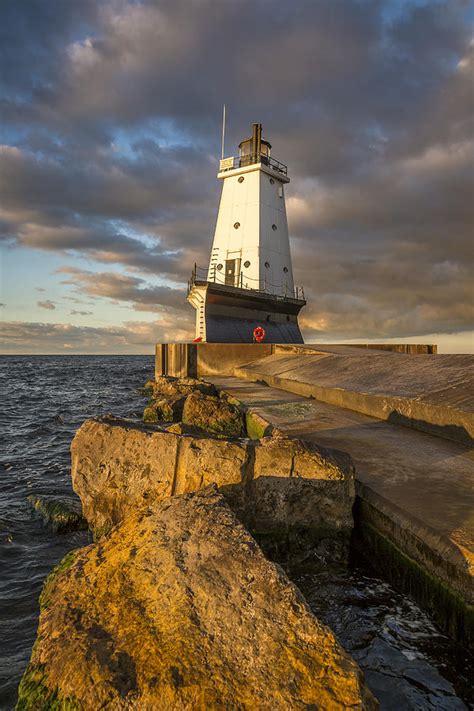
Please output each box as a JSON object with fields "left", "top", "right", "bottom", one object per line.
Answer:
{"left": 27, "top": 494, "right": 88, "bottom": 534}
{"left": 249, "top": 436, "right": 355, "bottom": 561}
{"left": 164, "top": 421, "right": 212, "bottom": 437}
{"left": 182, "top": 391, "right": 245, "bottom": 438}
{"left": 250, "top": 436, "right": 355, "bottom": 562}
{"left": 143, "top": 395, "right": 186, "bottom": 423}
{"left": 140, "top": 379, "right": 155, "bottom": 396}
{"left": 71, "top": 417, "right": 354, "bottom": 563}
{"left": 153, "top": 375, "right": 216, "bottom": 399}
{"left": 17, "top": 487, "right": 376, "bottom": 710}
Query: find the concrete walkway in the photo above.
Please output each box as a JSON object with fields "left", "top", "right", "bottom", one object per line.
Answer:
{"left": 235, "top": 349, "right": 474, "bottom": 444}
{"left": 211, "top": 377, "right": 473, "bottom": 614}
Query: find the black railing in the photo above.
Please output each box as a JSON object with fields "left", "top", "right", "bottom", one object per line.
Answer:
{"left": 188, "top": 264, "right": 305, "bottom": 301}
{"left": 219, "top": 153, "right": 287, "bottom": 176}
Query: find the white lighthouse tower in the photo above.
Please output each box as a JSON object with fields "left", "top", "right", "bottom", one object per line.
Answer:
{"left": 187, "top": 123, "right": 305, "bottom": 343}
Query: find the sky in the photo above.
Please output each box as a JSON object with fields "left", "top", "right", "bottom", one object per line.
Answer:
{"left": 0, "top": 0, "right": 473, "bottom": 354}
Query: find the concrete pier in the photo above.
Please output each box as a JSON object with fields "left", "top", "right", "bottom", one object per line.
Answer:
{"left": 235, "top": 345, "right": 473, "bottom": 444}
{"left": 208, "top": 375, "right": 474, "bottom": 646}
{"left": 157, "top": 343, "right": 473, "bottom": 445}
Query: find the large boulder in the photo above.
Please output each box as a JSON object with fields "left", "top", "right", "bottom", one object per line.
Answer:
{"left": 71, "top": 417, "right": 354, "bottom": 562}
{"left": 17, "top": 487, "right": 376, "bottom": 710}
{"left": 153, "top": 375, "right": 217, "bottom": 399}
{"left": 182, "top": 391, "right": 245, "bottom": 438}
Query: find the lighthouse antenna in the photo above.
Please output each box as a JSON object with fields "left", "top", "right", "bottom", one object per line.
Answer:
{"left": 221, "top": 104, "right": 226, "bottom": 160}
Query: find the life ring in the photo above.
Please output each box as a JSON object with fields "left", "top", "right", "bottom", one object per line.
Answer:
{"left": 253, "top": 326, "right": 265, "bottom": 343}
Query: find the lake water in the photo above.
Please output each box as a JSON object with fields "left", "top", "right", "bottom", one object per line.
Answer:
{"left": 0, "top": 355, "right": 471, "bottom": 709}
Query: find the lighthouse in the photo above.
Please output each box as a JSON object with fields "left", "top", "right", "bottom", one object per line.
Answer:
{"left": 187, "top": 123, "right": 305, "bottom": 343}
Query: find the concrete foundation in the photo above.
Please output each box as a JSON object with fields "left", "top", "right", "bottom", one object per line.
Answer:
{"left": 156, "top": 343, "right": 274, "bottom": 379}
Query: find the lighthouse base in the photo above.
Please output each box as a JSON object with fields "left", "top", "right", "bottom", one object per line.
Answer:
{"left": 204, "top": 314, "right": 302, "bottom": 343}
{"left": 187, "top": 281, "right": 305, "bottom": 344}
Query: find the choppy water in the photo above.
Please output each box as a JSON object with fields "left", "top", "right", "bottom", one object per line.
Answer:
{"left": 0, "top": 356, "right": 472, "bottom": 709}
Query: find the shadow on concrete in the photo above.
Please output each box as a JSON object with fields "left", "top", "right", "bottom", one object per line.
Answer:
{"left": 387, "top": 410, "right": 473, "bottom": 446}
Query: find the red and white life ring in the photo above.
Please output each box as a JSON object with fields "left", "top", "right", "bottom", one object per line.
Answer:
{"left": 253, "top": 326, "right": 265, "bottom": 343}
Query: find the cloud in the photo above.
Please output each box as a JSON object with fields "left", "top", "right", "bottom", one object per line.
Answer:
{"left": 0, "top": 0, "right": 472, "bottom": 348}
{"left": 58, "top": 266, "right": 186, "bottom": 313}
{"left": 0, "top": 318, "right": 193, "bottom": 354}
{"left": 37, "top": 300, "right": 56, "bottom": 310}
{"left": 70, "top": 309, "right": 93, "bottom": 316}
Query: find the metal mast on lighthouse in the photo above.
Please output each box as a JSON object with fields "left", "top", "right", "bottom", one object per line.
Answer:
{"left": 187, "top": 122, "right": 305, "bottom": 343}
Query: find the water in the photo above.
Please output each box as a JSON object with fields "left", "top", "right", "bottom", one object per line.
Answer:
{"left": 0, "top": 356, "right": 472, "bottom": 709}
{"left": 294, "top": 566, "right": 473, "bottom": 710}
{"left": 0, "top": 356, "right": 152, "bottom": 709}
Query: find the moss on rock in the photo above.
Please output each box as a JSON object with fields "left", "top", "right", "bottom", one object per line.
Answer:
{"left": 246, "top": 411, "right": 273, "bottom": 440}
{"left": 143, "top": 395, "right": 186, "bottom": 424}
{"left": 40, "top": 549, "right": 81, "bottom": 612}
{"left": 27, "top": 495, "right": 87, "bottom": 534}
{"left": 182, "top": 391, "right": 245, "bottom": 438}
{"left": 16, "top": 664, "right": 80, "bottom": 711}
{"left": 139, "top": 380, "right": 155, "bottom": 396}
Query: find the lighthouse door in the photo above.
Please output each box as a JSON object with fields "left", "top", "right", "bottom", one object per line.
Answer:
{"left": 225, "top": 258, "right": 240, "bottom": 286}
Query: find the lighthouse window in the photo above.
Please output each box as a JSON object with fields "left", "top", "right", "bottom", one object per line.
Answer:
{"left": 216, "top": 264, "right": 223, "bottom": 271}
{"left": 265, "top": 261, "right": 270, "bottom": 269}
{"left": 272, "top": 224, "right": 277, "bottom": 231}
{"left": 238, "top": 176, "right": 245, "bottom": 183}
{"left": 283, "top": 267, "right": 288, "bottom": 273}
{"left": 233, "top": 222, "right": 240, "bottom": 229}
{"left": 243, "top": 260, "right": 251, "bottom": 268}
{"left": 269, "top": 178, "right": 275, "bottom": 185}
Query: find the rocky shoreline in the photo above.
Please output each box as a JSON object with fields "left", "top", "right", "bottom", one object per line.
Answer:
{"left": 17, "top": 376, "right": 377, "bottom": 709}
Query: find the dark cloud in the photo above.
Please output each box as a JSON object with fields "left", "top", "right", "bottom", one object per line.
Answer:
{"left": 37, "top": 300, "right": 56, "bottom": 310}
{"left": 0, "top": 0, "right": 472, "bottom": 348}
{"left": 70, "top": 310, "right": 93, "bottom": 316}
